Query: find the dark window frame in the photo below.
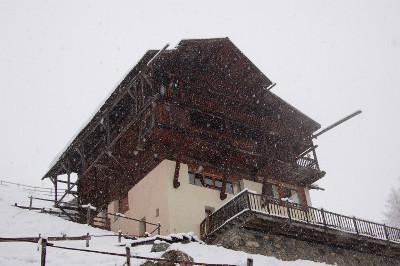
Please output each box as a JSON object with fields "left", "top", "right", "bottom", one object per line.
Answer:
{"left": 188, "top": 166, "right": 240, "bottom": 194}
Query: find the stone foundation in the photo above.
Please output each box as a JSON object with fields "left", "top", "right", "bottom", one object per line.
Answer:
{"left": 212, "top": 226, "right": 400, "bottom": 265}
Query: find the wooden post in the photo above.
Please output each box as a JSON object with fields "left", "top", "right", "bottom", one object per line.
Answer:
{"left": 353, "top": 217, "right": 359, "bottom": 236}
{"left": 220, "top": 161, "right": 228, "bottom": 200}
{"left": 173, "top": 141, "right": 182, "bottom": 189}
{"left": 86, "top": 233, "right": 90, "bottom": 247}
{"left": 54, "top": 176, "right": 58, "bottom": 207}
{"left": 220, "top": 149, "right": 231, "bottom": 200}
{"left": 29, "top": 196, "right": 33, "bottom": 210}
{"left": 118, "top": 230, "right": 122, "bottom": 243}
{"left": 246, "top": 190, "right": 251, "bottom": 210}
{"left": 67, "top": 171, "right": 71, "bottom": 192}
{"left": 247, "top": 258, "right": 253, "bottom": 266}
{"left": 125, "top": 246, "right": 131, "bottom": 266}
{"left": 157, "top": 222, "right": 161, "bottom": 235}
{"left": 41, "top": 238, "right": 47, "bottom": 266}
{"left": 286, "top": 200, "right": 291, "bottom": 223}
{"left": 383, "top": 224, "right": 390, "bottom": 242}
{"left": 37, "top": 234, "right": 41, "bottom": 251}
{"left": 321, "top": 208, "right": 327, "bottom": 229}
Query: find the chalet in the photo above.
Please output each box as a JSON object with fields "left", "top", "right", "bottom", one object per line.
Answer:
{"left": 42, "top": 38, "right": 400, "bottom": 264}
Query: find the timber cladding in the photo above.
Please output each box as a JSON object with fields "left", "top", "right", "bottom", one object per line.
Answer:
{"left": 43, "top": 38, "right": 325, "bottom": 214}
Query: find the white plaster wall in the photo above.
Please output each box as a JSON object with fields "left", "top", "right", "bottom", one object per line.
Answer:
{"left": 106, "top": 159, "right": 315, "bottom": 238}
{"left": 165, "top": 161, "right": 236, "bottom": 237}
{"left": 240, "top": 179, "right": 262, "bottom": 194}
{"left": 108, "top": 160, "right": 170, "bottom": 236}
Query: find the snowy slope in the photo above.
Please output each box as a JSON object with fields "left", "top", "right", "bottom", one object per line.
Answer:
{"left": 0, "top": 184, "right": 330, "bottom": 265}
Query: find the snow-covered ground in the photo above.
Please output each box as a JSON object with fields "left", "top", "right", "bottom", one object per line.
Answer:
{"left": 0, "top": 183, "right": 330, "bottom": 265}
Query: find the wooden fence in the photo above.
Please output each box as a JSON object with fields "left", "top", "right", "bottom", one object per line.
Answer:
{"left": 16, "top": 196, "right": 161, "bottom": 236}
{"left": 1, "top": 235, "right": 241, "bottom": 266}
{"left": 200, "top": 190, "right": 400, "bottom": 244}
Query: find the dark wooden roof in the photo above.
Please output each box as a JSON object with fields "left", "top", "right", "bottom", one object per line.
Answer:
{"left": 43, "top": 38, "right": 320, "bottom": 180}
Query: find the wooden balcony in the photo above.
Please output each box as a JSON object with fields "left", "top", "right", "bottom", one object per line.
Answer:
{"left": 295, "top": 155, "right": 319, "bottom": 170}
{"left": 200, "top": 190, "right": 400, "bottom": 257}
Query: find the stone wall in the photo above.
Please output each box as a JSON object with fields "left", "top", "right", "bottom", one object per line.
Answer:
{"left": 212, "top": 226, "right": 400, "bottom": 265}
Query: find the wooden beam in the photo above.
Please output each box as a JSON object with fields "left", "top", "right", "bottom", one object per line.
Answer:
{"left": 173, "top": 141, "right": 183, "bottom": 189}
{"left": 220, "top": 149, "right": 231, "bottom": 200}
{"left": 54, "top": 176, "right": 58, "bottom": 206}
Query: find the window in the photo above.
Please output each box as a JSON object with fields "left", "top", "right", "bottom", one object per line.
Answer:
{"left": 156, "top": 208, "right": 159, "bottom": 217}
{"left": 226, "top": 181, "right": 233, "bottom": 194}
{"left": 204, "top": 174, "right": 213, "bottom": 187}
{"left": 264, "top": 183, "right": 280, "bottom": 199}
{"left": 281, "top": 186, "right": 300, "bottom": 204}
{"left": 188, "top": 167, "right": 240, "bottom": 194}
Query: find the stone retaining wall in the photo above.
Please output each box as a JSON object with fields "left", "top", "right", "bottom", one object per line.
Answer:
{"left": 212, "top": 227, "right": 399, "bottom": 265}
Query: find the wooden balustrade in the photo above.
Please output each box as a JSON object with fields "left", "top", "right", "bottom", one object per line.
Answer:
{"left": 295, "top": 156, "right": 319, "bottom": 170}
{"left": 200, "top": 190, "right": 400, "bottom": 245}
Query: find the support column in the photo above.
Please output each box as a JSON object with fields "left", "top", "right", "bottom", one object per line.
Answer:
{"left": 220, "top": 149, "right": 231, "bottom": 200}
{"left": 173, "top": 141, "right": 182, "bottom": 189}
{"left": 54, "top": 176, "right": 58, "bottom": 207}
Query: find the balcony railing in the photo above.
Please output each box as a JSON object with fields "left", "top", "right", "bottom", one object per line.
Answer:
{"left": 295, "top": 155, "right": 319, "bottom": 170}
{"left": 200, "top": 190, "right": 400, "bottom": 245}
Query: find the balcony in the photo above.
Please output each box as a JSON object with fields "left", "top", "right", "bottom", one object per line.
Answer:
{"left": 295, "top": 155, "right": 319, "bottom": 170}
{"left": 200, "top": 190, "right": 400, "bottom": 256}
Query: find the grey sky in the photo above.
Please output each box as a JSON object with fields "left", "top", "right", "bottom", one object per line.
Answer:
{"left": 1, "top": 0, "right": 399, "bottom": 223}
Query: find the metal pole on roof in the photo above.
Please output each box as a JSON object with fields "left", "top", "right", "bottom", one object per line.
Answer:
{"left": 313, "top": 110, "right": 362, "bottom": 139}
{"left": 266, "top": 83, "right": 277, "bottom": 91}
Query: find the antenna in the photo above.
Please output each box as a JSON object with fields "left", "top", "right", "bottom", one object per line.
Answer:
{"left": 313, "top": 110, "right": 362, "bottom": 139}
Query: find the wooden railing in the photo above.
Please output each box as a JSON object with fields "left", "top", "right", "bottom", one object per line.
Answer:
{"left": 200, "top": 190, "right": 251, "bottom": 239}
{"left": 200, "top": 190, "right": 400, "bottom": 244}
{"left": 295, "top": 156, "right": 319, "bottom": 170}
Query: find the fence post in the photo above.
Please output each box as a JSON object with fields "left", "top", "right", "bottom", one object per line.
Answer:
{"left": 86, "top": 233, "right": 90, "bottom": 247}
{"left": 321, "top": 208, "right": 327, "bottom": 229}
{"left": 40, "top": 238, "right": 47, "bottom": 266}
{"left": 246, "top": 191, "right": 251, "bottom": 210}
{"left": 247, "top": 257, "right": 253, "bottom": 266}
{"left": 118, "top": 230, "right": 122, "bottom": 243}
{"left": 383, "top": 224, "right": 390, "bottom": 242}
{"left": 157, "top": 222, "right": 161, "bottom": 235}
{"left": 126, "top": 245, "right": 131, "bottom": 266}
{"left": 265, "top": 197, "right": 270, "bottom": 214}
{"left": 29, "top": 196, "right": 33, "bottom": 210}
{"left": 286, "top": 200, "right": 291, "bottom": 223}
{"left": 37, "top": 234, "right": 41, "bottom": 251}
{"left": 353, "top": 216, "right": 359, "bottom": 236}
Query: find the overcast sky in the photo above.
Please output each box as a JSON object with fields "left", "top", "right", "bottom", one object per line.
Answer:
{"left": 1, "top": 0, "right": 399, "bottom": 223}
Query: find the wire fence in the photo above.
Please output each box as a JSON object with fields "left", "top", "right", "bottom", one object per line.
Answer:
{"left": 0, "top": 179, "right": 69, "bottom": 197}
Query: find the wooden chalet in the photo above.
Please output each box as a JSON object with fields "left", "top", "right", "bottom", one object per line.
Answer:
{"left": 42, "top": 38, "right": 326, "bottom": 235}
{"left": 41, "top": 38, "right": 400, "bottom": 264}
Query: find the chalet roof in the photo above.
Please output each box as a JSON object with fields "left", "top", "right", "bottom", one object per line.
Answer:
{"left": 43, "top": 38, "right": 320, "bottom": 180}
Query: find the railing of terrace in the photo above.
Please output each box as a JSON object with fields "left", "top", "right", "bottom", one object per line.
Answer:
{"left": 200, "top": 190, "right": 400, "bottom": 244}
{"left": 295, "top": 156, "right": 319, "bottom": 170}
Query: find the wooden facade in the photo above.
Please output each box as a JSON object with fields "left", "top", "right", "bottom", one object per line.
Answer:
{"left": 42, "top": 38, "right": 325, "bottom": 214}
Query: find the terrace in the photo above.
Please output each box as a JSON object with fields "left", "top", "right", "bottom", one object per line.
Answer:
{"left": 200, "top": 190, "right": 400, "bottom": 257}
